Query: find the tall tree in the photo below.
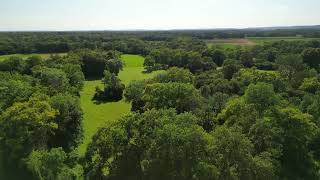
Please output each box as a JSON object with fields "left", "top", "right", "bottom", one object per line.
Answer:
{"left": 0, "top": 95, "right": 57, "bottom": 163}
{"left": 142, "top": 83, "right": 202, "bottom": 113}
{"left": 49, "top": 94, "right": 83, "bottom": 151}
{"left": 26, "top": 148, "right": 83, "bottom": 180}
{"left": 302, "top": 48, "right": 320, "bottom": 69}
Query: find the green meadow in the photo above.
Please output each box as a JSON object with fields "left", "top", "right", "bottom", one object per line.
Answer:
{"left": 78, "top": 54, "right": 162, "bottom": 154}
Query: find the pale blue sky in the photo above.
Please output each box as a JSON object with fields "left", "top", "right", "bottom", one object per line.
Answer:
{"left": 0, "top": 0, "right": 319, "bottom": 31}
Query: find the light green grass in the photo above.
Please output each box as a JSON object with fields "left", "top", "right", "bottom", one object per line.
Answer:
{"left": 121, "top": 54, "right": 144, "bottom": 67}
{"left": 78, "top": 80, "right": 131, "bottom": 153}
{"left": 78, "top": 54, "right": 162, "bottom": 154}
{"left": 0, "top": 53, "right": 66, "bottom": 61}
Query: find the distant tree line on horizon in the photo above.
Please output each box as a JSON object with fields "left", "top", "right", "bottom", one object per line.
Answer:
{"left": 0, "top": 28, "right": 320, "bottom": 55}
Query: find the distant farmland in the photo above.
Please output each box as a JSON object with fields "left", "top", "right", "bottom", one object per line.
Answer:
{"left": 206, "top": 37, "right": 320, "bottom": 48}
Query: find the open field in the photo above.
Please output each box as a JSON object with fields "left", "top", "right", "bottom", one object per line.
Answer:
{"left": 78, "top": 54, "right": 162, "bottom": 154}
{"left": 248, "top": 37, "right": 320, "bottom": 44}
{"left": 0, "top": 53, "right": 66, "bottom": 61}
{"left": 206, "top": 37, "right": 320, "bottom": 48}
{"left": 206, "top": 38, "right": 256, "bottom": 48}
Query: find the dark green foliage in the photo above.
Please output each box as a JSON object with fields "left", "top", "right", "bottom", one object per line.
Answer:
{"left": 143, "top": 83, "right": 202, "bottom": 113}
{"left": 300, "top": 93, "right": 320, "bottom": 123}
{"left": 0, "top": 56, "right": 27, "bottom": 73}
{"left": 203, "top": 48, "right": 226, "bottom": 66}
{"left": 25, "top": 56, "right": 44, "bottom": 74}
{"left": 210, "top": 126, "right": 277, "bottom": 180}
{"left": 222, "top": 59, "right": 243, "bottom": 80}
{"left": 0, "top": 95, "right": 57, "bottom": 163}
{"left": 195, "top": 70, "right": 240, "bottom": 97}
{"left": 243, "top": 83, "right": 279, "bottom": 114}
{"left": 275, "top": 54, "right": 310, "bottom": 88}
{"left": 196, "top": 93, "right": 230, "bottom": 131}
{"left": 26, "top": 148, "right": 83, "bottom": 180}
{"left": 94, "top": 71, "right": 125, "bottom": 101}
{"left": 153, "top": 67, "right": 194, "bottom": 84}
{"left": 0, "top": 52, "right": 84, "bottom": 179}
{"left": 145, "top": 48, "right": 217, "bottom": 73}
{"left": 124, "top": 80, "right": 146, "bottom": 112}
{"left": 71, "top": 49, "right": 122, "bottom": 78}
{"left": 265, "top": 107, "right": 318, "bottom": 179}
{"left": 105, "top": 59, "right": 123, "bottom": 75}
{"left": 32, "top": 66, "right": 70, "bottom": 95}
{"left": 0, "top": 73, "right": 34, "bottom": 113}
{"left": 299, "top": 77, "right": 320, "bottom": 93}
{"left": 85, "top": 109, "right": 278, "bottom": 180}
{"left": 0, "top": 31, "right": 319, "bottom": 55}
{"left": 85, "top": 109, "right": 216, "bottom": 180}
{"left": 2, "top": 32, "right": 320, "bottom": 180}
{"left": 61, "top": 63, "right": 85, "bottom": 91}
{"left": 218, "top": 97, "right": 260, "bottom": 133}
{"left": 234, "top": 68, "right": 285, "bottom": 93}
{"left": 302, "top": 48, "right": 320, "bottom": 69}
{"left": 143, "top": 55, "right": 156, "bottom": 72}
{"left": 77, "top": 50, "right": 108, "bottom": 78}
{"left": 49, "top": 94, "right": 84, "bottom": 151}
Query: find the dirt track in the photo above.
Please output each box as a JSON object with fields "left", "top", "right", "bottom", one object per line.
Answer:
{"left": 205, "top": 39, "right": 256, "bottom": 46}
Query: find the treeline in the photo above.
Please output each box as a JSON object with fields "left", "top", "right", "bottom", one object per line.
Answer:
{"left": 144, "top": 39, "right": 320, "bottom": 73}
{"left": 1, "top": 27, "right": 320, "bottom": 55}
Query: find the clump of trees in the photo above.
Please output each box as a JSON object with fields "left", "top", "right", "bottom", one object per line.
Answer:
{"left": 68, "top": 49, "right": 123, "bottom": 79}
{"left": 85, "top": 109, "right": 279, "bottom": 179}
{"left": 144, "top": 48, "right": 217, "bottom": 73}
{"left": 125, "top": 67, "right": 200, "bottom": 113}
{"left": 94, "top": 71, "right": 125, "bottom": 102}
{"left": 0, "top": 54, "right": 85, "bottom": 179}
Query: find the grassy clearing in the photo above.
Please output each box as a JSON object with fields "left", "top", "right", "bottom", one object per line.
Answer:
{"left": 0, "top": 53, "right": 66, "bottom": 61}
{"left": 78, "top": 55, "right": 162, "bottom": 154}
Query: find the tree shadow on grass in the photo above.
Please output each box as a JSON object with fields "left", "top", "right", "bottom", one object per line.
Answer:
{"left": 91, "top": 95, "right": 123, "bottom": 105}
{"left": 85, "top": 77, "right": 102, "bottom": 81}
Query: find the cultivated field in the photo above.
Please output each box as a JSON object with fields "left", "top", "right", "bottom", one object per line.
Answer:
{"left": 248, "top": 37, "right": 320, "bottom": 44}
{"left": 206, "top": 38, "right": 256, "bottom": 48}
{"left": 78, "top": 54, "right": 162, "bottom": 153}
{"left": 206, "top": 37, "right": 320, "bottom": 48}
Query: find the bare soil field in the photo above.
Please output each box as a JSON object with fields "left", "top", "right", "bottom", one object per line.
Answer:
{"left": 205, "top": 38, "right": 257, "bottom": 46}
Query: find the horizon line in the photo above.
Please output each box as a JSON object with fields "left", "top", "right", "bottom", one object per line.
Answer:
{"left": 0, "top": 24, "right": 319, "bottom": 33}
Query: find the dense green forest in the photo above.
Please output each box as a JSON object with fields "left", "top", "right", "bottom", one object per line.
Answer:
{"left": 1, "top": 28, "right": 320, "bottom": 55}
{"left": 1, "top": 30, "right": 320, "bottom": 179}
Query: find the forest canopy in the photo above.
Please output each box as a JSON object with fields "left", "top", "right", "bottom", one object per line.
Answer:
{"left": 1, "top": 30, "right": 320, "bottom": 180}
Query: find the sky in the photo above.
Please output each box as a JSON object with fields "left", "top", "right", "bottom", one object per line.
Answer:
{"left": 0, "top": 0, "right": 319, "bottom": 31}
